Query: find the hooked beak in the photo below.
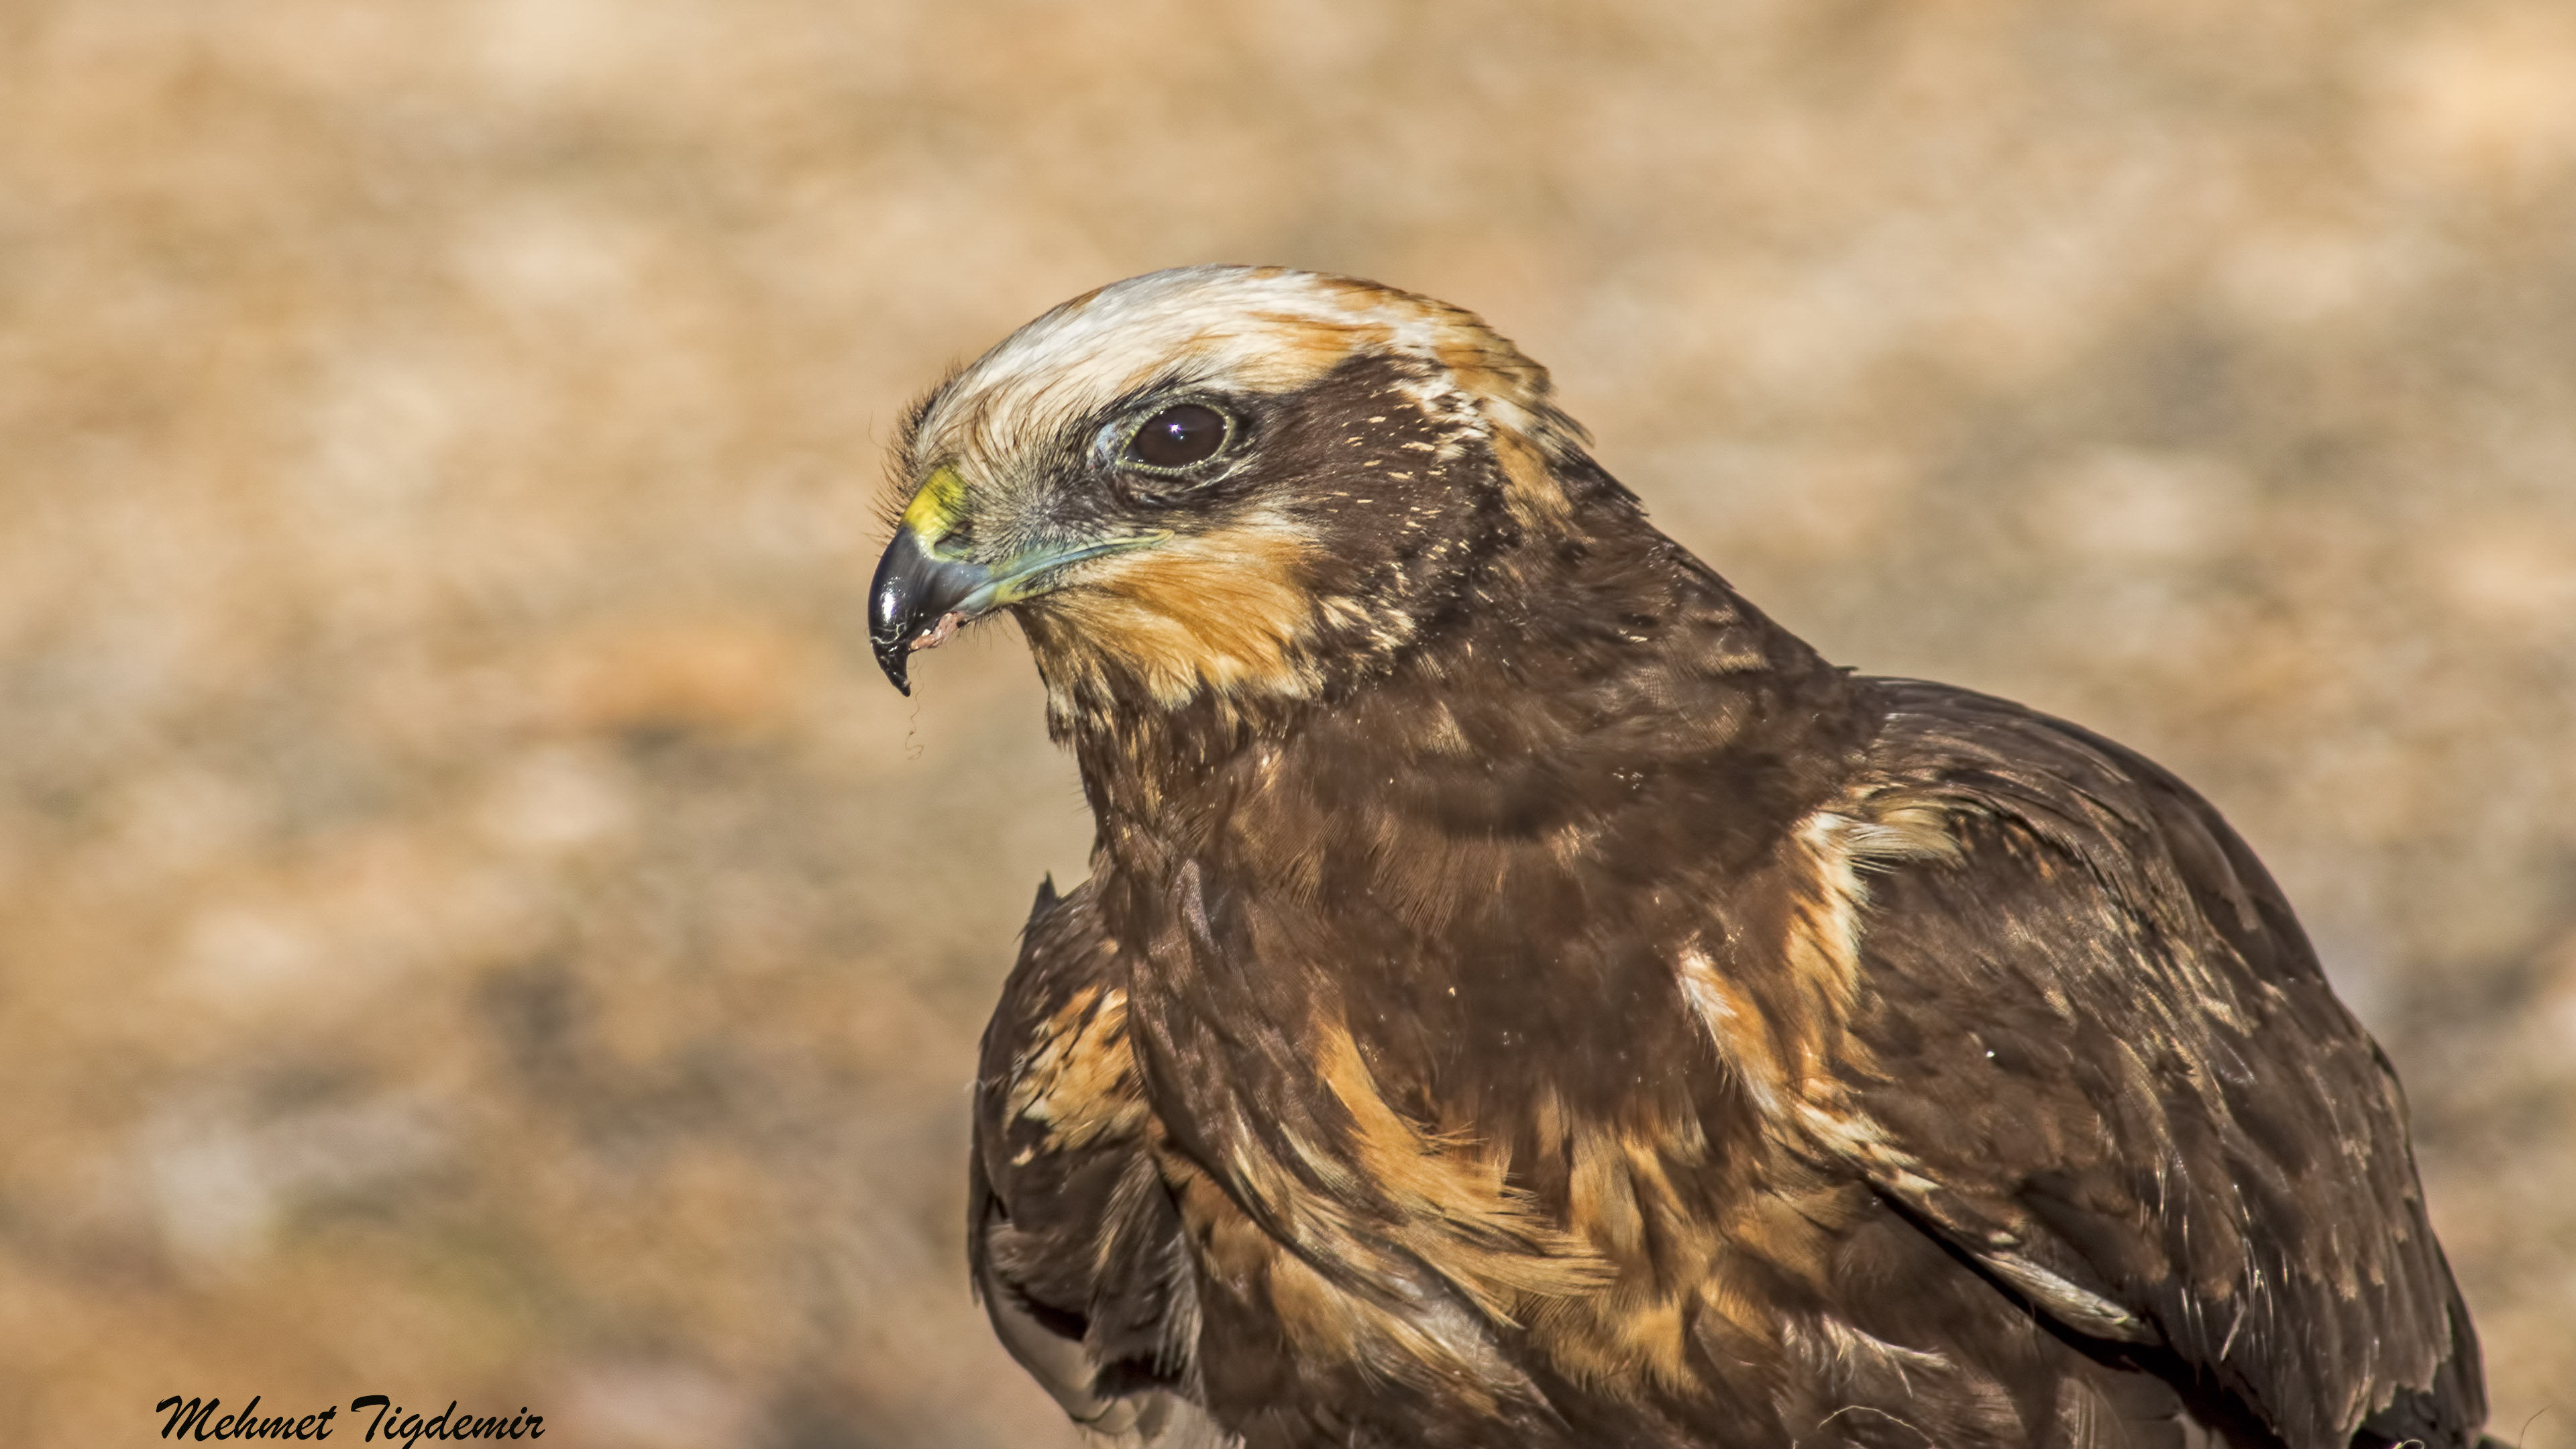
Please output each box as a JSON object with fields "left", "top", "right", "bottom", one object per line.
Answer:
{"left": 866, "top": 468, "right": 1169, "bottom": 694}
{"left": 867, "top": 524, "right": 984, "bottom": 696}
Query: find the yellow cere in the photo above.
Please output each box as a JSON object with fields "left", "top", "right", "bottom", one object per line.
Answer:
{"left": 901, "top": 465, "right": 973, "bottom": 555}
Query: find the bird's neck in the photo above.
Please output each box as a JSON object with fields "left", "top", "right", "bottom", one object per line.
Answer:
{"left": 1064, "top": 485, "right": 1870, "bottom": 875}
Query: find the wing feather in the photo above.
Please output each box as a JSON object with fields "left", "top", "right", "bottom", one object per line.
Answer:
{"left": 969, "top": 877, "right": 1229, "bottom": 1446}
{"left": 1833, "top": 681, "right": 2483, "bottom": 1449}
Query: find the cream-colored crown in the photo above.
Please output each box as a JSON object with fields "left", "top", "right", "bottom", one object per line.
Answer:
{"left": 906, "top": 265, "right": 1564, "bottom": 481}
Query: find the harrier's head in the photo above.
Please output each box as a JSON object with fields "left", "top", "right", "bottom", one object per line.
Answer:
{"left": 867, "top": 266, "right": 1592, "bottom": 720}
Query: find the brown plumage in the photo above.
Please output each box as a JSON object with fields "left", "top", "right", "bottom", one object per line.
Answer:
{"left": 865, "top": 266, "right": 2486, "bottom": 1449}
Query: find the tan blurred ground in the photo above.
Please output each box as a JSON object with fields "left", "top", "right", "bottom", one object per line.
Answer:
{"left": 1, "top": 2, "right": 2571, "bottom": 1445}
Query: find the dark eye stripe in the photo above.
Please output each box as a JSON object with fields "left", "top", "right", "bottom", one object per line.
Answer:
{"left": 1129, "top": 404, "right": 1229, "bottom": 470}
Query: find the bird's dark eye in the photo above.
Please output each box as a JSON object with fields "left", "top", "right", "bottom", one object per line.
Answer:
{"left": 1128, "top": 403, "right": 1230, "bottom": 470}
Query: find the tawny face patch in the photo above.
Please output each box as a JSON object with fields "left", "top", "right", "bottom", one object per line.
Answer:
{"left": 1038, "top": 507, "right": 1325, "bottom": 707}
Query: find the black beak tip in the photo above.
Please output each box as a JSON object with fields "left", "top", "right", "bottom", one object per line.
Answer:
{"left": 877, "top": 645, "right": 912, "bottom": 696}
{"left": 868, "top": 599, "right": 916, "bottom": 696}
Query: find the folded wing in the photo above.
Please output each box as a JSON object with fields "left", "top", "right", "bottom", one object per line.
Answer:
{"left": 1830, "top": 682, "right": 2482, "bottom": 1449}
{"left": 969, "top": 878, "right": 1228, "bottom": 1447}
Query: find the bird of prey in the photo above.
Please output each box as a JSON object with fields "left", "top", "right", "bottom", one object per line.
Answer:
{"left": 865, "top": 266, "right": 2485, "bottom": 1449}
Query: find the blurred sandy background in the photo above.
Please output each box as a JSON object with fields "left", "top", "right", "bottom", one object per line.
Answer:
{"left": 2, "top": 1, "right": 2571, "bottom": 1444}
